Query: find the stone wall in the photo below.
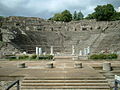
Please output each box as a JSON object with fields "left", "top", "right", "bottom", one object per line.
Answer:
{"left": 0, "top": 16, "right": 120, "bottom": 56}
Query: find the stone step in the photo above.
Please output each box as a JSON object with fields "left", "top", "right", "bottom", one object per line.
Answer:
{"left": 21, "top": 86, "right": 110, "bottom": 89}
{"left": 24, "top": 77, "right": 106, "bottom": 80}
{"left": 22, "top": 80, "right": 108, "bottom": 83}
{"left": 21, "top": 83, "right": 109, "bottom": 86}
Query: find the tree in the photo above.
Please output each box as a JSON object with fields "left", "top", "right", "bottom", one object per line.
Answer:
{"left": 51, "top": 13, "right": 62, "bottom": 21}
{"left": 61, "top": 10, "right": 72, "bottom": 22}
{"left": 85, "top": 12, "right": 96, "bottom": 19}
{"left": 111, "top": 12, "right": 120, "bottom": 20}
{"left": 94, "top": 4, "right": 116, "bottom": 21}
{"left": 77, "top": 11, "right": 84, "bottom": 20}
{"left": 73, "top": 11, "right": 77, "bottom": 20}
{"left": 50, "top": 10, "right": 72, "bottom": 22}
{"left": 73, "top": 11, "right": 84, "bottom": 20}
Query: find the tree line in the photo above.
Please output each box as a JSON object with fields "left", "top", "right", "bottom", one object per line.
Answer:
{"left": 49, "top": 10, "right": 84, "bottom": 22}
{"left": 49, "top": 4, "right": 120, "bottom": 22}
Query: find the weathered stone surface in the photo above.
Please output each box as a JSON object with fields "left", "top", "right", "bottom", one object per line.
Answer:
{"left": 0, "top": 16, "right": 120, "bottom": 57}
{"left": 46, "top": 62, "right": 54, "bottom": 68}
{"left": 18, "top": 63, "right": 26, "bottom": 68}
{"left": 103, "top": 62, "right": 111, "bottom": 71}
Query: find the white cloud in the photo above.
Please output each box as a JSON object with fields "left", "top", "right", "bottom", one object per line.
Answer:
{"left": 0, "top": 0, "right": 120, "bottom": 18}
{"left": 119, "top": 7, "right": 120, "bottom": 12}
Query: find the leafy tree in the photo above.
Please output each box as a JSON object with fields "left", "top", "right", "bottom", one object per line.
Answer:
{"left": 77, "top": 11, "right": 84, "bottom": 20}
{"left": 50, "top": 10, "right": 72, "bottom": 22}
{"left": 0, "top": 16, "right": 4, "bottom": 21}
{"left": 94, "top": 4, "right": 116, "bottom": 21}
{"left": 85, "top": 12, "right": 96, "bottom": 19}
{"left": 61, "top": 10, "right": 72, "bottom": 22}
{"left": 51, "top": 13, "right": 62, "bottom": 21}
{"left": 73, "top": 11, "right": 84, "bottom": 20}
{"left": 111, "top": 12, "right": 120, "bottom": 20}
{"left": 73, "top": 11, "right": 77, "bottom": 20}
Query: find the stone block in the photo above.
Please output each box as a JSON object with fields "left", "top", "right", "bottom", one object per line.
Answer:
{"left": 46, "top": 62, "right": 54, "bottom": 68}
{"left": 74, "top": 62, "right": 82, "bottom": 68}
{"left": 17, "top": 63, "right": 26, "bottom": 68}
{"left": 103, "top": 62, "right": 111, "bottom": 71}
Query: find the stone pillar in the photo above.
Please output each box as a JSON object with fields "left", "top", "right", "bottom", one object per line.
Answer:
{"left": 46, "top": 62, "right": 54, "bottom": 68}
{"left": 87, "top": 46, "right": 90, "bottom": 55}
{"left": 74, "top": 62, "right": 82, "bottom": 68}
{"left": 72, "top": 45, "right": 75, "bottom": 55}
{"left": 79, "top": 50, "right": 82, "bottom": 56}
{"left": 50, "top": 46, "right": 54, "bottom": 55}
{"left": 39, "top": 48, "right": 42, "bottom": 55}
{"left": 18, "top": 63, "right": 26, "bottom": 68}
{"left": 36, "top": 47, "right": 39, "bottom": 55}
{"left": 84, "top": 48, "right": 87, "bottom": 56}
{"left": 103, "top": 62, "right": 111, "bottom": 71}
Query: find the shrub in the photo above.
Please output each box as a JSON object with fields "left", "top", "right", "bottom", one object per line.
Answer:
{"left": 30, "top": 54, "right": 37, "bottom": 59}
{"left": 4, "top": 55, "right": 16, "bottom": 60}
{"left": 47, "top": 55, "right": 54, "bottom": 59}
{"left": 90, "top": 53, "right": 118, "bottom": 60}
{"left": 18, "top": 55, "right": 29, "bottom": 60}
{"left": 107, "top": 54, "right": 118, "bottom": 59}
{"left": 38, "top": 55, "right": 54, "bottom": 60}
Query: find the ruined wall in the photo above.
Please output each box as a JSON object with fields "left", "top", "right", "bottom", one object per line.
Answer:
{"left": 0, "top": 16, "right": 120, "bottom": 56}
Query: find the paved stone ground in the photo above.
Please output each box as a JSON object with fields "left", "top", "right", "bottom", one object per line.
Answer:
{"left": 0, "top": 59, "right": 120, "bottom": 78}
{"left": 0, "top": 59, "right": 120, "bottom": 89}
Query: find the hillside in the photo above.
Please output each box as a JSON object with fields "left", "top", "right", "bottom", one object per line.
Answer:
{"left": 0, "top": 16, "right": 120, "bottom": 57}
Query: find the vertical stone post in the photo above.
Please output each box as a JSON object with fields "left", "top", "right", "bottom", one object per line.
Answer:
{"left": 50, "top": 46, "right": 54, "bottom": 55}
{"left": 36, "top": 47, "right": 39, "bottom": 55}
{"left": 87, "top": 46, "right": 90, "bottom": 55}
{"left": 84, "top": 48, "right": 87, "bottom": 56}
{"left": 72, "top": 45, "right": 75, "bottom": 55}
{"left": 39, "top": 48, "right": 42, "bottom": 55}
{"left": 79, "top": 50, "right": 82, "bottom": 56}
{"left": 103, "top": 62, "right": 111, "bottom": 71}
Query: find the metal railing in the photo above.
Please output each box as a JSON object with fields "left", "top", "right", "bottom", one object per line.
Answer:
{"left": 114, "top": 80, "right": 120, "bottom": 90}
{"left": 5, "top": 80, "right": 20, "bottom": 90}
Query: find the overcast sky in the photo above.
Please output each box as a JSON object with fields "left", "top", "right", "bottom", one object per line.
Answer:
{"left": 0, "top": 0, "right": 120, "bottom": 19}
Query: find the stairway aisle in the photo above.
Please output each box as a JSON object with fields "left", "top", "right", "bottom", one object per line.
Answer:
{"left": 20, "top": 58, "right": 110, "bottom": 90}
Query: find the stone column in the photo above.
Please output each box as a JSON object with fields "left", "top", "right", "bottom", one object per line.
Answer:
{"left": 39, "top": 48, "right": 42, "bottom": 55}
{"left": 36, "top": 47, "right": 39, "bottom": 55}
{"left": 84, "top": 48, "right": 87, "bottom": 56}
{"left": 72, "top": 45, "right": 75, "bottom": 55}
{"left": 50, "top": 46, "right": 54, "bottom": 55}
{"left": 79, "top": 50, "right": 82, "bottom": 56}
{"left": 103, "top": 62, "right": 111, "bottom": 71}
{"left": 87, "top": 46, "right": 90, "bottom": 55}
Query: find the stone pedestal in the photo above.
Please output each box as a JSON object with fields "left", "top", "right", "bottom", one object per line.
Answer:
{"left": 46, "top": 62, "right": 53, "bottom": 68}
{"left": 74, "top": 62, "right": 82, "bottom": 68}
{"left": 18, "top": 63, "right": 26, "bottom": 68}
{"left": 103, "top": 62, "right": 111, "bottom": 71}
